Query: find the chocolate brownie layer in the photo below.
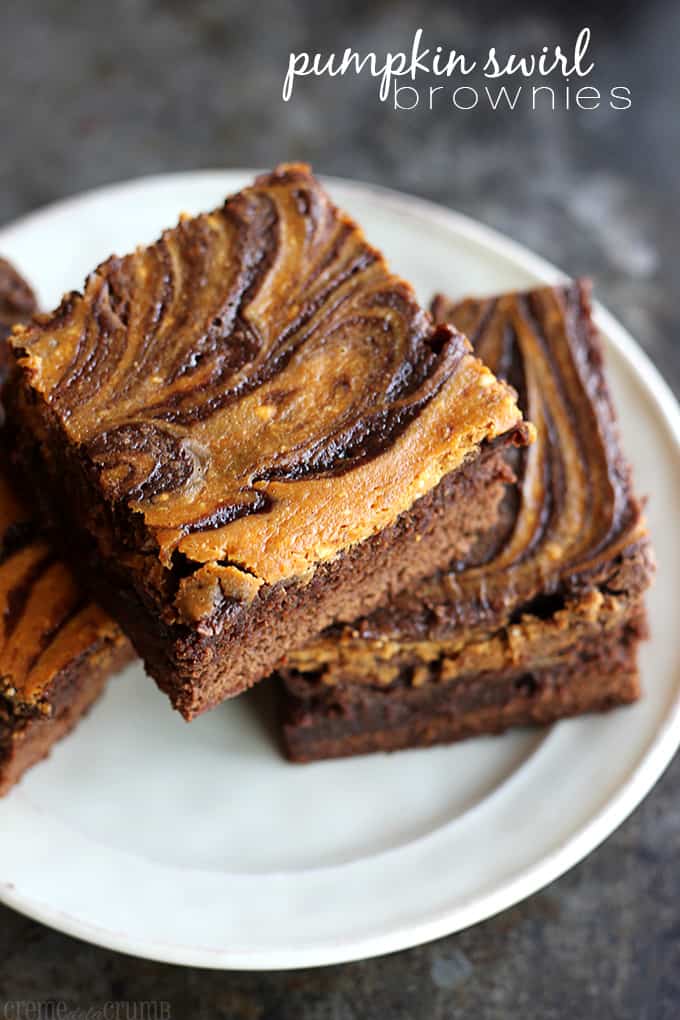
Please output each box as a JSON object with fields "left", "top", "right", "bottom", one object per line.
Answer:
{"left": 280, "top": 281, "right": 654, "bottom": 759}
{"left": 280, "top": 611, "right": 645, "bottom": 762}
{"left": 0, "top": 259, "right": 132, "bottom": 795}
{"left": 9, "top": 164, "right": 530, "bottom": 713}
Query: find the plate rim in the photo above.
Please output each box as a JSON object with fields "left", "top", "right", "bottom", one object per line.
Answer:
{"left": 1, "top": 169, "right": 679, "bottom": 970}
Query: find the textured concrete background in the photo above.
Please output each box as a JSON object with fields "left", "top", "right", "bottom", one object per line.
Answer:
{"left": 1, "top": 0, "right": 678, "bottom": 1016}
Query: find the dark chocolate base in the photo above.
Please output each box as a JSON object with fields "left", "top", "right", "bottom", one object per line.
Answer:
{"left": 279, "top": 614, "right": 645, "bottom": 762}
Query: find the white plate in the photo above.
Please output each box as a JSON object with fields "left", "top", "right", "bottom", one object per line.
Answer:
{"left": 0, "top": 172, "right": 679, "bottom": 970}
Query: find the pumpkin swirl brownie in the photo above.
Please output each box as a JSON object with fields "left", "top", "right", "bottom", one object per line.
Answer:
{"left": 0, "top": 259, "right": 131, "bottom": 795}
{"left": 8, "top": 165, "right": 530, "bottom": 718}
{"left": 278, "top": 281, "right": 655, "bottom": 760}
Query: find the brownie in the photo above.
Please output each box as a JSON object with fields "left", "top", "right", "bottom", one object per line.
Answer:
{"left": 8, "top": 163, "right": 530, "bottom": 718}
{"left": 0, "top": 259, "right": 132, "bottom": 795}
{"left": 279, "top": 281, "right": 655, "bottom": 761}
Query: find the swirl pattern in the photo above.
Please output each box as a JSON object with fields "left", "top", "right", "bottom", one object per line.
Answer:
{"left": 11, "top": 165, "right": 525, "bottom": 602}
{"left": 427, "top": 280, "right": 647, "bottom": 620}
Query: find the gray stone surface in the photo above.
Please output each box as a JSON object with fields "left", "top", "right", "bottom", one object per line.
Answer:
{"left": 0, "top": 0, "right": 678, "bottom": 1015}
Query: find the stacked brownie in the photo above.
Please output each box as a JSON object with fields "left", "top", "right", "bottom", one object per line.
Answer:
{"left": 0, "top": 260, "right": 131, "bottom": 794}
{"left": 0, "top": 164, "right": 653, "bottom": 790}
{"left": 8, "top": 164, "right": 529, "bottom": 720}
{"left": 278, "top": 281, "right": 654, "bottom": 759}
